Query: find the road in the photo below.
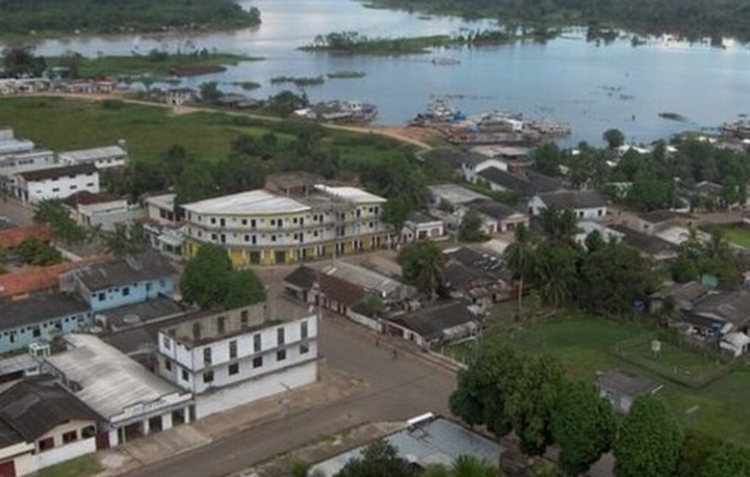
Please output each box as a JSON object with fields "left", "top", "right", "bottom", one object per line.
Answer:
{"left": 122, "top": 312, "right": 456, "bottom": 477}
{"left": 0, "top": 197, "right": 33, "bottom": 227}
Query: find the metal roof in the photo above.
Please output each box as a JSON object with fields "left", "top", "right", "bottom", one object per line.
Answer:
{"left": 314, "top": 185, "right": 386, "bottom": 204}
{"left": 0, "top": 292, "right": 90, "bottom": 330}
{"left": 45, "top": 334, "right": 182, "bottom": 420}
{"left": 0, "top": 139, "right": 35, "bottom": 156}
{"left": 58, "top": 146, "right": 127, "bottom": 163}
{"left": 429, "top": 184, "right": 491, "bottom": 205}
{"left": 182, "top": 190, "right": 310, "bottom": 215}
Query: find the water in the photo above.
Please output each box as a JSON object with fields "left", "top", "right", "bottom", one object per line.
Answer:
{"left": 17, "top": 0, "right": 750, "bottom": 145}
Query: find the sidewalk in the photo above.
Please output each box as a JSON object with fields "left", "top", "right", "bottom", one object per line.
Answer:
{"left": 94, "top": 365, "right": 367, "bottom": 476}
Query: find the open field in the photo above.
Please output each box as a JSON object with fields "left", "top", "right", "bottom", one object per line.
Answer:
{"left": 0, "top": 97, "right": 414, "bottom": 163}
{"left": 703, "top": 223, "right": 750, "bottom": 248}
{"left": 445, "top": 313, "right": 750, "bottom": 444}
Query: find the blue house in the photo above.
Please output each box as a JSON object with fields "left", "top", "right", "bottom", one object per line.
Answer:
{"left": 64, "top": 251, "right": 177, "bottom": 312}
{"left": 0, "top": 293, "right": 92, "bottom": 354}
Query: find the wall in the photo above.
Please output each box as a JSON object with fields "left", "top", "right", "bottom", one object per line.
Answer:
{"left": 347, "top": 310, "right": 382, "bottom": 332}
{"left": 0, "top": 441, "right": 34, "bottom": 477}
{"left": 33, "top": 438, "right": 96, "bottom": 470}
{"left": 23, "top": 172, "right": 100, "bottom": 204}
{"left": 0, "top": 312, "right": 92, "bottom": 354}
{"left": 194, "top": 360, "right": 317, "bottom": 419}
{"left": 88, "top": 276, "right": 174, "bottom": 312}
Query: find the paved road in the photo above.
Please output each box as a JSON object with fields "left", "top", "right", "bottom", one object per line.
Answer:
{"left": 122, "top": 313, "right": 456, "bottom": 477}
{"left": 0, "top": 197, "right": 33, "bottom": 227}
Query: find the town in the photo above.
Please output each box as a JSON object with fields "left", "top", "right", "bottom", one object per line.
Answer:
{"left": 0, "top": 100, "right": 749, "bottom": 477}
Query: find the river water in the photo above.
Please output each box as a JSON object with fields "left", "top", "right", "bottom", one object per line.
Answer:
{"left": 21, "top": 0, "right": 750, "bottom": 145}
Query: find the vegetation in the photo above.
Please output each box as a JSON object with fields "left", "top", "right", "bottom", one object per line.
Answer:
{"left": 670, "top": 228, "right": 738, "bottom": 288}
{"left": 232, "top": 81, "right": 262, "bottom": 91}
{"left": 0, "top": 0, "right": 260, "bottom": 38}
{"left": 270, "top": 76, "right": 326, "bottom": 87}
{"left": 180, "top": 243, "right": 266, "bottom": 310}
{"left": 333, "top": 440, "right": 417, "bottom": 477}
{"left": 16, "top": 236, "right": 62, "bottom": 266}
{"left": 398, "top": 241, "right": 445, "bottom": 299}
{"left": 103, "top": 223, "right": 148, "bottom": 257}
{"left": 366, "top": 0, "right": 750, "bottom": 43}
{"left": 327, "top": 71, "right": 366, "bottom": 79}
{"left": 423, "top": 456, "right": 500, "bottom": 476}
{"left": 458, "top": 208, "right": 488, "bottom": 242}
{"left": 32, "top": 199, "right": 87, "bottom": 244}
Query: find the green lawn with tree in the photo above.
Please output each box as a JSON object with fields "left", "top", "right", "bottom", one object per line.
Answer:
{"left": 702, "top": 224, "right": 750, "bottom": 249}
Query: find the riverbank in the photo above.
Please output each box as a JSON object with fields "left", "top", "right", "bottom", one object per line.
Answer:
{"left": 47, "top": 52, "right": 263, "bottom": 79}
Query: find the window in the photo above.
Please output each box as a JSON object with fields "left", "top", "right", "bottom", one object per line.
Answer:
{"left": 270, "top": 219, "right": 276, "bottom": 226}
{"left": 253, "top": 333, "right": 261, "bottom": 352}
{"left": 300, "top": 342, "right": 310, "bottom": 354}
{"left": 162, "top": 336, "right": 171, "bottom": 350}
{"left": 165, "top": 360, "right": 172, "bottom": 371}
{"left": 70, "top": 184, "right": 77, "bottom": 190}
{"left": 277, "top": 327, "right": 285, "bottom": 345}
{"left": 293, "top": 217, "right": 298, "bottom": 224}
{"left": 251, "top": 219, "right": 256, "bottom": 227}
{"left": 32, "top": 326, "right": 40, "bottom": 338}
{"left": 228, "top": 363, "right": 239, "bottom": 375}
{"left": 182, "top": 369, "right": 189, "bottom": 381}
{"left": 253, "top": 356, "right": 263, "bottom": 368}
{"left": 38, "top": 437, "right": 54, "bottom": 451}
{"left": 9, "top": 332, "right": 15, "bottom": 344}
{"left": 242, "top": 219, "right": 247, "bottom": 226}
{"left": 122, "top": 287, "right": 130, "bottom": 296}
{"left": 62, "top": 431, "right": 78, "bottom": 444}
{"left": 98, "top": 292, "right": 105, "bottom": 301}
{"left": 52, "top": 187, "right": 60, "bottom": 192}
{"left": 277, "top": 349, "right": 287, "bottom": 361}
{"left": 244, "top": 234, "right": 250, "bottom": 242}
{"left": 210, "top": 218, "right": 216, "bottom": 225}
{"left": 301, "top": 321, "right": 308, "bottom": 339}
{"left": 203, "top": 347, "right": 212, "bottom": 366}
{"left": 217, "top": 316, "right": 226, "bottom": 334}
{"left": 86, "top": 182, "right": 94, "bottom": 187}
{"left": 229, "top": 340, "right": 237, "bottom": 359}
{"left": 203, "top": 371, "right": 214, "bottom": 383}
{"left": 271, "top": 235, "right": 276, "bottom": 242}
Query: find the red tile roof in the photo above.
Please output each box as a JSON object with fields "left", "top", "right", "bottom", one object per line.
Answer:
{"left": 0, "top": 225, "right": 51, "bottom": 249}
{"left": 0, "top": 255, "right": 109, "bottom": 299}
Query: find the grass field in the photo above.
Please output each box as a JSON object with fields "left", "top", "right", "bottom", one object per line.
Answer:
{"left": 704, "top": 223, "right": 750, "bottom": 248}
{"left": 0, "top": 97, "right": 412, "bottom": 164}
{"left": 449, "top": 314, "right": 750, "bottom": 444}
{"left": 38, "top": 455, "right": 102, "bottom": 477}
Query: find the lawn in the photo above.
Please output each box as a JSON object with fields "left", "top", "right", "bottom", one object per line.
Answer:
{"left": 704, "top": 223, "right": 750, "bottom": 248}
{"left": 0, "top": 97, "right": 412, "bottom": 164}
{"left": 38, "top": 455, "right": 102, "bottom": 477}
{"left": 453, "top": 313, "right": 750, "bottom": 445}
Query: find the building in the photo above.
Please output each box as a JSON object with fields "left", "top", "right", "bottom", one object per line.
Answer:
{"left": 62, "top": 191, "right": 130, "bottom": 230}
{"left": 598, "top": 370, "right": 663, "bottom": 413}
{"left": 0, "top": 376, "right": 103, "bottom": 476}
{"left": 466, "top": 199, "right": 530, "bottom": 234}
{"left": 58, "top": 145, "right": 128, "bottom": 170}
{"left": 0, "top": 129, "right": 35, "bottom": 158}
{"left": 166, "top": 88, "right": 196, "bottom": 106}
{"left": 0, "top": 149, "right": 55, "bottom": 175}
{"left": 386, "top": 301, "right": 480, "bottom": 349}
{"left": 0, "top": 224, "right": 50, "bottom": 250}
{"left": 61, "top": 251, "right": 176, "bottom": 312}
{"left": 428, "top": 184, "right": 491, "bottom": 209}
{"left": 0, "top": 293, "right": 93, "bottom": 354}
{"left": 283, "top": 265, "right": 366, "bottom": 318}
{"left": 310, "top": 413, "right": 503, "bottom": 476}
{"left": 528, "top": 190, "right": 607, "bottom": 220}
{"left": 319, "top": 260, "right": 416, "bottom": 307}
{"left": 145, "top": 193, "right": 177, "bottom": 225}
{"left": 401, "top": 212, "right": 444, "bottom": 243}
{"left": 635, "top": 210, "right": 694, "bottom": 236}
{"left": 182, "top": 183, "right": 389, "bottom": 266}
{"left": 156, "top": 300, "right": 319, "bottom": 419}
{"left": 606, "top": 224, "right": 678, "bottom": 261}
{"left": 15, "top": 163, "right": 99, "bottom": 203}
{"left": 44, "top": 334, "right": 193, "bottom": 447}
{"left": 0, "top": 255, "right": 107, "bottom": 300}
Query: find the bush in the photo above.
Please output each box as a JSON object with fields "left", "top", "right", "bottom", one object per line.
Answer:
{"left": 100, "top": 99, "right": 125, "bottom": 110}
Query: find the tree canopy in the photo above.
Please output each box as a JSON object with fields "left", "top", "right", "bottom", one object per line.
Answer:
{"left": 334, "top": 440, "right": 416, "bottom": 477}
{"left": 398, "top": 241, "right": 445, "bottom": 299}
{"left": 32, "top": 199, "right": 87, "bottom": 244}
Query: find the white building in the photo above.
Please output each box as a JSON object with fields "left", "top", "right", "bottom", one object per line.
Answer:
{"left": 0, "top": 128, "right": 35, "bottom": 157}
{"left": 528, "top": 190, "right": 607, "bottom": 220}
{"left": 157, "top": 300, "right": 319, "bottom": 419}
{"left": 15, "top": 163, "right": 99, "bottom": 203}
{"left": 62, "top": 191, "right": 130, "bottom": 230}
{"left": 401, "top": 212, "right": 444, "bottom": 243}
{"left": 58, "top": 145, "right": 128, "bottom": 169}
{"left": 44, "top": 334, "right": 193, "bottom": 446}
{"left": 0, "top": 149, "right": 56, "bottom": 174}
{"left": 166, "top": 88, "right": 196, "bottom": 106}
{"left": 145, "top": 193, "right": 177, "bottom": 225}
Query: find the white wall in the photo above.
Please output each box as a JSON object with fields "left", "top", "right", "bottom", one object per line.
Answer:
{"left": 347, "top": 310, "right": 382, "bottom": 332}
{"left": 528, "top": 196, "right": 606, "bottom": 220}
{"left": 33, "top": 438, "right": 96, "bottom": 470}
{"left": 22, "top": 171, "right": 100, "bottom": 203}
{"left": 194, "top": 360, "right": 317, "bottom": 419}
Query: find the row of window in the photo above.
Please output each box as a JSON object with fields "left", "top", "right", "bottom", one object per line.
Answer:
{"left": 198, "top": 322, "right": 308, "bottom": 366}
{"left": 192, "top": 207, "right": 382, "bottom": 228}
{"left": 201, "top": 344, "right": 310, "bottom": 383}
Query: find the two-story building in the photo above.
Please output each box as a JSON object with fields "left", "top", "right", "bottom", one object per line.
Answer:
{"left": 156, "top": 299, "right": 318, "bottom": 419}
{"left": 61, "top": 251, "right": 176, "bottom": 312}
{"left": 182, "top": 180, "right": 390, "bottom": 266}
{"left": 15, "top": 163, "right": 99, "bottom": 203}
{"left": 58, "top": 145, "right": 128, "bottom": 170}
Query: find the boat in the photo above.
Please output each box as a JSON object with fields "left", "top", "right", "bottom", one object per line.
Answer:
{"left": 721, "top": 120, "right": 750, "bottom": 139}
{"left": 313, "top": 100, "right": 378, "bottom": 123}
{"left": 409, "top": 98, "right": 465, "bottom": 126}
{"left": 527, "top": 119, "right": 572, "bottom": 137}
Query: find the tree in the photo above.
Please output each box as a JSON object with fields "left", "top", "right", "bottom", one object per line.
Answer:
{"left": 459, "top": 209, "right": 487, "bottom": 242}
{"left": 334, "top": 440, "right": 416, "bottom": 477}
{"left": 700, "top": 443, "right": 750, "bottom": 477}
{"left": 267, "top": 90, "right": 309, "bottom": 117}
{"left": 174, "top": 162, "right": 217, "bottom": 205}
{"left": 424, "top": 455, "right": 500, "bottom": 477}
{"left": 552, "top": 380, "right": 616, "bottom": 476}
{"left": 534, "top": 143, "right": 562, "bottom": 177}
{"left": 32, "top": 199, "right": 87, "bottom": 244}
{"left": 398, "top": 241, "right": 444, "bottom": 299}
{"left": 199, "top": 81, "right": 223, "bottom": 103}
{"left": 584, "top": 229, "right": 606, "bottom": 253}
{"left": 59, "top": 50, "right": 83, "bottom": 79}
{"left": 532, "top": 242, "right": 579, "bottom": 308}
{"left": 676, "top": 429, "right": 722, "bottom": 477}
{"left": 16, "top": 236, "right": 62, "bottom": 266}
{"left": 382, "top": 196, "right": 411, "bottom": 233}
{"left": 503, "top": 224, "right": 535, "bottom": 318}
{"left": 180, "top": 244, "right": 234, "bottom": 309}
{"left": 2, "top": 45, "right": 46, "bottom": 78}
{"left": 104, "top": 223, "right": 147, "bottom": 257}
{"left": 537, "top": 206, "right": 578, "bottom": 245}
{"left": 603, "top": 128, "right": 625, "bottom": 149}
{"left": 224, "top": 269, "right": 267, "bottom": 309}
{"left": 614, "top": 395, "right": 683, "bottom": 477}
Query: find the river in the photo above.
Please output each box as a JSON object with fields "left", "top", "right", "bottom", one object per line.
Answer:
{"left": 19, "top": 0, "right": 750, "bottom": 145}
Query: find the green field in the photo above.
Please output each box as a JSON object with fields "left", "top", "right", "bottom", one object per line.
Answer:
{"left": 447, "top": 314, "right": 750, "bottom": 444}
{"left": 0, "top": 97, "right": 412, "bottom": 164}
{"left": 38, "top": 455, "right": 102, "bottom": 477}
{"left": 704, "top": 224, "right": 750, "bottom": 248}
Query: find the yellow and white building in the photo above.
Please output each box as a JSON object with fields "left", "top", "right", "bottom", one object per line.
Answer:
{"left": 182, "top": 184, "right": 390, "bottom": 266}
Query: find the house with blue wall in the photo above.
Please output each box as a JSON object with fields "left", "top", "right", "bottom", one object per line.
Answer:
{"left": 0, "top": 293, "right": 92, "bottom": 354}
{"left": 63, "top": 251, "right": 177, "bottom": 312}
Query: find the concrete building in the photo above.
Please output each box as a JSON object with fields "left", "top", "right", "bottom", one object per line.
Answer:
{"left": 44, "top": 334, "right": 193, "bottom": 446}
{"left": 58, "top": 145, "right": 128, "bottom": 170}
{"left": 386, "top": 301, "right": 480, "bottom": 349}
{"left": 428, "top": 184, "right": 491, "bottom": 209}
{"left": 0, "top": 129, "right": 35, "bottom": 157}
{"left": 156, "top": 300, "right": 319, "bottom": 419}
{"left": 15, "top": 163, "right": 99, "bottom": 203}
{"left": 0, "top": 293, "right": 93, "bottom": 354}
{"left": 182, "top": 181, "right": 389, "bottom": 266}
{"left": 0, "top": 376, "right": 103, "bottom": 476}
{"left": 598, "top": 370, "right": 663, "bottom": 413}
{"left": 62, "top": 191, "right": 129, "bottom": 230}
{"left": 465, "top": 199, "right": 530, "bottom": 234}
{"left": 0, "top": 149, "right": 55, "bottom": 175}
{"left": 145, "top": 193, "right": 177, "bottom": 225}
{"left": 61, "top": 251, "right": 176, "bottom": 312}
{"left": 401, "top": 212, "right": 444, "bottom": 243}
{"left": 528, "top": 190, "right": 608, "bottom": 220}
{"left": 166, "top": 88, "right": 196, "bottom": 106}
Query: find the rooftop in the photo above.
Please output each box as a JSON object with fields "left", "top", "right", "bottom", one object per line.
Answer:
{"left": 0, "top": 255, "right": 107, "bottom": 299}
{"left": 428, "top": 184, "right": 491, "bottom": 205}
{"left": 444, "top": 246, "right": 509, "bottom": 279}
{"left": 182, "top": 189, "right": 310, "bottom": 216}
{"left": 0, "top": 292, "right": 89, "bottom": 330}
{"left": 477, "top": 167, "right": 533, "bottom": 195}
{"left": 636, "top": 210, "right": 684, "bottom": 223}
{"left": 0, "top": 224, "right": 50, "bottom": 249}
{"left": 62, "top": 190, "right": 123, "bottom": 207}
{"left": 390, "top": 301, "right": 479, "bottom": 341}
{"left": 314, "top": 184, "right": 386, "bottom": 204}
{"left": 598, "top": 370, "right": 662, "bottom": 397}
{"left": 94, "top": 296, "right": 188, "bottom": 331}
{"left": 311, "top": 415, "right": 502, "bottom": 475}
{"left": 418, "top": 147, "right": 488, "bottom": 169}
{"left": 72, "top": 251, "right": 176, "bottom": 291}
{"left": 58, "top": 145, "right": 127, "bottom": 163}
{"left": 45, "top": 334, "right": 182, "bottom": 420}
{"left": 0, "top": 138, "right": 35, "bottom": 156}
{"left": 537, "top": 190, "right": 607, "bottom": 209}
{"left": 467, "top": 198, "right": 526, "bottom": 221}
{"left": 406, "top": 212, "right": 442, "bottom": 225}
{"left": 18, "top": 163, "right": 97, "bottom": 182}
{"left": 608, "top": 224, "right": 677, "bottom": 258}
{"left": 0, "top": 376, "right": 101, "bottom": 442}
{"left": 692, "top": 289, "right": 750, "bottom": 327}
{"left": 145, "top": 193, "right": 175, "bottom": 211}
{"left": 320, "top": 261, "right": 413, "bottom": 300}
{"left": 284, "top": 266, "right": 365, "bottom": 307}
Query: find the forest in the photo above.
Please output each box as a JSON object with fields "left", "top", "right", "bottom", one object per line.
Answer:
{"left": 0, "top": 0, "right": 260, "bottom": 37}
{"left": 370, "top": 0, "right": 750, "bottom": 42}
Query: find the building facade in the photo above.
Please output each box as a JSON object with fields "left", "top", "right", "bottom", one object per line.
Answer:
{"left": 15, "top": 163, "right": 100, "bottom": 203}
{"left": 182, "top": 184, "right": 390, "bottom": 266}
{"left": 58, "top": 145, "right": 128, "bottom": 169}
{"left": 157, "top": 300, "right": 318, "bottom": 419}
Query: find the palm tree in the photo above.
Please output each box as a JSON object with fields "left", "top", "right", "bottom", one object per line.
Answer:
{"left": 504, "top": 224, "right": 535, "bottom": 319}
{"left": 424, "top": 456, "right": 501, "bottom": 477}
